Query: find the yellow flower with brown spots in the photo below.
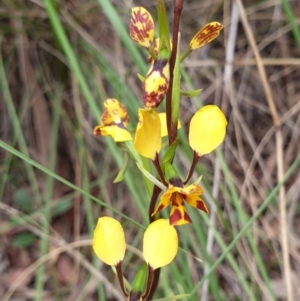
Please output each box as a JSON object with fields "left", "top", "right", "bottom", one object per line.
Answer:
{"left": 152, "top": 178, "right": 209, "bottom": 226}
{"left": 94, "top": 99, "right": 132, "bottom": 142}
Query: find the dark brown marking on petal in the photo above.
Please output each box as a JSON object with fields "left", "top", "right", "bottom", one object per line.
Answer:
{"left": 196, "top": 200, "right": 209, "bottom": 213}
{"left": 101, "top": 110, "right": 110, "bottom": 124}
{"left": 170, "top": 208, "right": 183, "bottom": 225}
{"left": 129, "top": 8, "right": 154, "bottom": 47}
{"left": 156, "top": 203, "right": 165, "bottom": 212}
{"left": 191, "top": 23, "right": 223, "bottom": 48}
{"left": 94, "top": 128, "right": 102, "bottom": 136}
{"left": 101, "top": 104, "right": 129, "bottom": 128}
{"left": 183, "top": 211, "right": 192, "bottom": 224}
{"left": 143, "top": 59, "right": 170, "bottom": 108}
{"left": 172, "top": 195, "right": 180, "bottom": 207}
{"left": 143, "top": 84, "right": 168, "bottom": 108}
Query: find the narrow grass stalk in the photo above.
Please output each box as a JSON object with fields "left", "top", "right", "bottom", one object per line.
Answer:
{"left": 35, "top": 89, "right": 62, "bottom": 298}
{"left": 187, "top": 210, "right": 257, "bottom": 300}
{"left": 218, "top": 149, "right": 276, "bottom": 300}
{"left": 0, "top": 140, "right": 144, "bottom": 229}
{"left": 186, "top": 152, "right": 300, "bottom": 299}
{"left": 192, "top": 225, "right": 223, "bottom": 301}
{"left": 0, "top": 39, "right": 50, "bottom": 301}
{"left": 0, "top": 42, "right": 41, "bottom": 213}
{"left": 42, "top": 0, "right": 150, "bottom": 222}
{"left": 75, "top": 123, "right": 105, "bottom": 300}
{"left": 179, "top": 66, "right": 273, "bottom": 298}
{"left": 42, "top": 0, "right": 100, "bottom": 117}
{"left": 281, "top": 0, "right": 300, "bottom": 49}
{"left": 95, "top": 0, "right": 146, "bottom": 73}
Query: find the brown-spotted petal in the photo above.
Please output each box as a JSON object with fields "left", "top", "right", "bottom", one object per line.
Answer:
{"left": 102, "top": 98, "right": 129, "bottom": 127}
{"left": 169, "top": 192, "right": 192, "bottom": 226}
{"left": 152, "top": 188, "right": 173, "bottom": 216}
{"left": 143, "top": 59, "right": 169, "bottom": 109}
{"left": 189, "top": 22, "right": 223, "bottom": 50}
{"left": 185, "top": 194, "right": 209, "bottom": 214}
{"left": 129, "top": 7, "right": 154, "bottom": 48}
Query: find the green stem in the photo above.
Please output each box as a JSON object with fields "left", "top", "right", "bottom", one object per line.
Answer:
{"left": 180, "top": 48, "right": 192, "bottom": 63}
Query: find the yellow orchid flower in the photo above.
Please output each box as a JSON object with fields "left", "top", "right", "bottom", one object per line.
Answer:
{"left": 92, "top": 217, "right": 126, "bottom": 266}
{"left": 189, "top": 105, "right": 227, "bottom": 156}
{"left": 94, "top": 99, "right": 132, "bottom": 142}
{"left": 189, "top": 22, "right": 223, "bottom": 50}
{"left": 129, "top": 7, "right": 154, "bottom": 49}
{"left": 143, "top": 219, "right": 178, "bottom": 269}
{"left": 152, "top": 178, "right": 209, "bottom": 226}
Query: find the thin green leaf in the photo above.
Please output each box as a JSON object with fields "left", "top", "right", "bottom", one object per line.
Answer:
{"left": 157, "top": 0, "right": 171, "bottom": 54}
{"left": 180, "top": 89, "right": 202, "bottom": 97}
{"left": 113, "top": 152, "right": 130, "bottom": 183}
{"left": 136, "top": 162, "right": 166, "bottom": 191}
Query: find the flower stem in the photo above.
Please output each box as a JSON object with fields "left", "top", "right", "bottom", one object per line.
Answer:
{"left": 180, "top": 47, "right": 191, "bottom": 63}
{"left": 149, "top": 184, "right": 162, "bottom": 223}
{"left": 116, "top": 262, "right": 129, "bottom": 297}
{"left": 183, "top": 151, "right": 200, "bottom": 185}
{"left": 166, "top": 0, "right": 184, "bottom": 146}
{"left": 153, "top": 153, "right": 168, "bottom": 186}
{"left": 142, "top": 265, "right": 155, "bottom": 299}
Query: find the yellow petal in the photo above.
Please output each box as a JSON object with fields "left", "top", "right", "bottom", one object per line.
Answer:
{"left": 94, "top": 125, "right": 132, "bottom": 142}
{"left": 129, "top": 7, "right": 154, "bottom": 48}
{"left": 189, "top": 22, "right": 223, "bottom": 50}
{"left": 143, "top": 60, "right": 169, "bottom": 108}
{"left": 183, "top": 184, "right": 209, "bottom": 214}
{"left": 170, "top": 197, "right": 192, "bottom": 225}
{"left": 92, "top": 217, "right": 126, "bottom": 266}
{"left": 158, "top": 113, "right": 181, "bottom": 137}
{"left": 151, "top": 191, "right": 172, "bottom": 216}
{"left": 102, "top": 98, "right": 129, "bottom": 127}
{"left": 134, "top": 109, "right": 161, "bottom": 159}
{"left": 143, "top": 219, "right": 178, "bottom": 269}
{"left": 189, "top": 105, "right": 227, "bottom": 156}
{"left": 185, "top": 193, "right": 209, "bottom": 214}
